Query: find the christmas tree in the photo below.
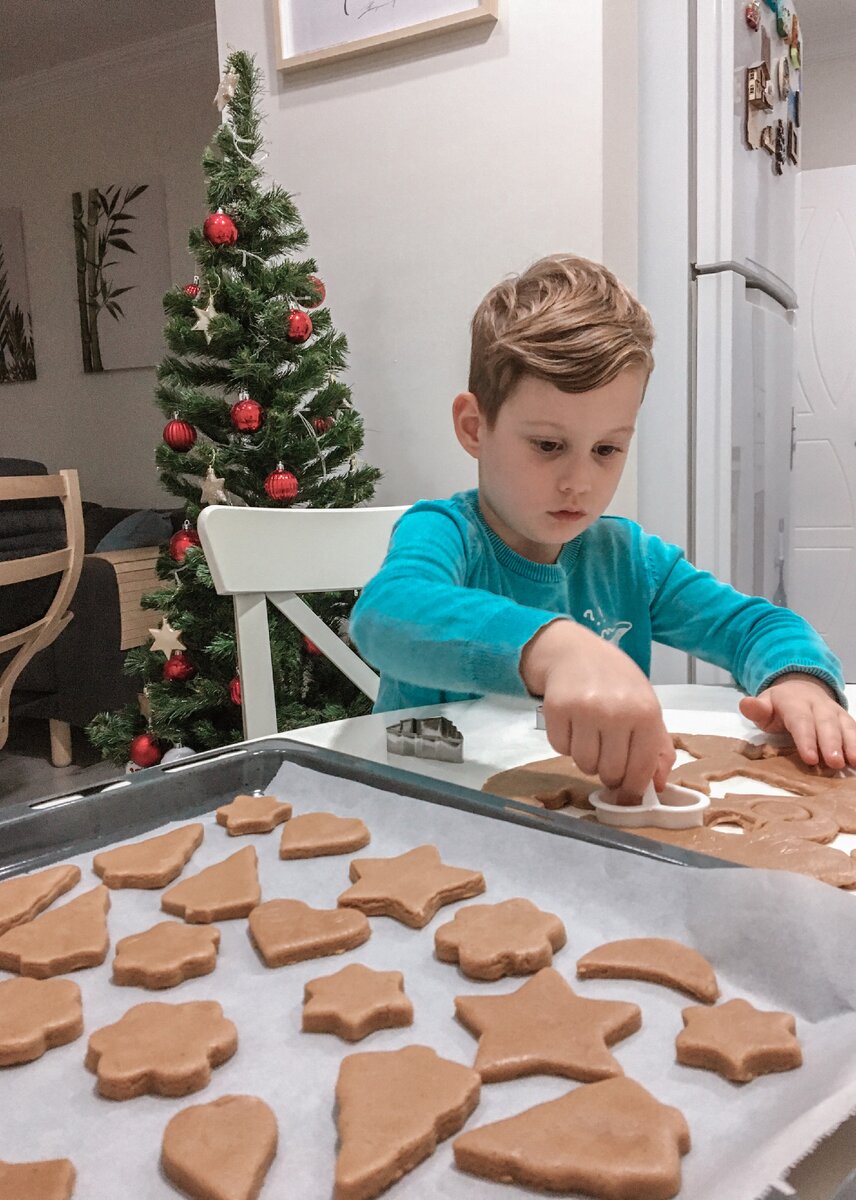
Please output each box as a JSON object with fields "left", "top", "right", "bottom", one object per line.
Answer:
{"left": 88, "top": 51, "right": 380, "bottom": 769}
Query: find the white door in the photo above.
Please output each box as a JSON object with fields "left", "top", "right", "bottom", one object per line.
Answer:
{"left": 790, "top": 166, "right": 856, "bottom": 681}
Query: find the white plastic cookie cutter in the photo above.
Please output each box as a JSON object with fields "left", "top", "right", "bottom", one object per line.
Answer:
{"left": 590, "top": 781, "right": 709, "bottom": 829}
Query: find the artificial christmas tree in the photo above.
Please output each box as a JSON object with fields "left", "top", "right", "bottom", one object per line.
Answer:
{"left": 88, "top": 51, "right": 380, "bottom": 766}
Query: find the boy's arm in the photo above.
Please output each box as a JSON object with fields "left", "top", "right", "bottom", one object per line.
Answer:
{"left": 350, "top": 505, "right": 563, "bottom": 696}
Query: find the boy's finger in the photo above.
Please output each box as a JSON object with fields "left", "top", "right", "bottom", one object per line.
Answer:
{"left": 570, "top": 725, "right": 601, "bottom": 779}
{"left": 815, "top": 709, "right": 846, "bottom": 770}
{"left": 598, "top": 728, "right": 632, "bottom": 792}
{"left": 653, "top": 738, "right": 677, "bottom": 791}
{"left": 545, "top": 714, "right": 572, "bottom": 759}
{"left": 841, "top": 717, "right": 856, "bottom": 770}
{"left": 783, "top": 711, "right": 820, "bottom": 765}
{"left": 619, "top": 726, "right": 661, "bottom": 803}
{"left": 738, "top": 694, "right": 777, "bottom": 730}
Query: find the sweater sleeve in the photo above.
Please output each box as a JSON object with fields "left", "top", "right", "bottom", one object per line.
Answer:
{"left": 350, "top": 505, "right": 566, "bottom": 697}
{"left": 644, "top": 530, "right": 847, "bottom": 705}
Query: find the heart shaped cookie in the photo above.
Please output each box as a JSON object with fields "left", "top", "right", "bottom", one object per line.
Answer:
{"left": 161, "top": 1094, "right": 277, "bottom": 1200}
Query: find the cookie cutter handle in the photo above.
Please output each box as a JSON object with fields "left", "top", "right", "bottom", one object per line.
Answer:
{"left": 590, "top": 781, "right": 710, "bottom": 829}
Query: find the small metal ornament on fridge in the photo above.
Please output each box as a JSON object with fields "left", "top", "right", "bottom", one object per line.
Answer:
{"left": 745, "top": 1, "right": 761, "bottom": 32}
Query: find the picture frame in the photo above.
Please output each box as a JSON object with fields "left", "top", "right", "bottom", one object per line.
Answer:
{"left": 273, "top": 0, "right": 498, "bottom": 73}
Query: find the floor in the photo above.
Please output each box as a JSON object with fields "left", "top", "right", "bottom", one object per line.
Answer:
{"left": 0, "top": 718, "right": 120, "bottom": 808}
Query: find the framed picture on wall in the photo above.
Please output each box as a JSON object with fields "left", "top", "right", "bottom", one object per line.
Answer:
{"left": 273, "top": 0, "right": 498, "bottom": 73}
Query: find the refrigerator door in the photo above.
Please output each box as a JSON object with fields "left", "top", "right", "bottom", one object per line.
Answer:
{"left": 694, "top": 272, "right": 794, "bottom": 685}
{"left": 695, "top": 0, "right": 798, "bottom": 297}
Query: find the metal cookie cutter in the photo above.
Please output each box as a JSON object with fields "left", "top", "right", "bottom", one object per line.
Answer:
{"left": 386, "top": 716, "right": 464, "bottom": 764}
{"left": 535, "top": 704, "right": 545, "bottom": 730}
{"left": 590, "top": 781, "right": 709, "bottom": 830}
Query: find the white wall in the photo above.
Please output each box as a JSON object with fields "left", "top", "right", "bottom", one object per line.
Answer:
{"left": 801, "top": 47, "right": 856, "bottom": 170}
{"left": 214, "top": 0, "right": 629, "bottom": 511}
{"left": 0, "top": 24, "right": 220, "bottom": 508}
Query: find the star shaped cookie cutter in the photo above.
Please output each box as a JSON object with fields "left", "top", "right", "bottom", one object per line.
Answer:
{"left": 385, "top": 717, "right": 464, "bottom": 763}
{"left": 590, "top": 781, "right": 710, "bottom": 830}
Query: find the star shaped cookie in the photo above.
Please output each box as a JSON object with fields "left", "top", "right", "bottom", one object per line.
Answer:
{"left": 337, "top": 845, "right": 485, "bottom": 929}
{"left": 215, "top": 794, "right": 292, "bottom": 836}
{"left": 456, "top": 967, "right": 641, "bottom": 1082}
{"left": 303, "top": 963, "right": 413, "bottom": 1041}
{"left": 676, "top": 997, "right": 801, "bottom": 1082}
{"left": 435, "top": 897, "right": 566, "bottom": 980}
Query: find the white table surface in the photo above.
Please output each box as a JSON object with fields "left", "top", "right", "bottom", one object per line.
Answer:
{"left": 278, "top": 683, "right": 856, "bottom": 1200}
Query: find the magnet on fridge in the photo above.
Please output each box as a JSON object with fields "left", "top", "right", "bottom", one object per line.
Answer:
{"left": 790, "top": 38, "right": 801, "bottom": 68}
{"left": 762, "top": 0, "right": 778, "bottom": 11}
{"left": 790, "top": 88, "right": 800, "bottom": 128}
{"left": 788, "top": 12, "right": 800, "bottom": 47}
{"left": 761, "top": 25, "right": 772, "bottom": 69}
{"left": 777, "top": 55, "right": 790, "bottom": 100}
{"left": 776, "top": 6, "right": 792, "bottom": 38}
{"left": 760, "top": 124, "right": 775, "bottom": 155}
{"left": 745, "top": 1, "right": 761, "bottom": 31}
{"left": 747, "top": 63, "right": 774, "bottom": 110}
{"left": 774, "top": 118, "right": 786, "bottom": 175}
{"left": 787, "top": 121, "right": 799, "bottom": 165}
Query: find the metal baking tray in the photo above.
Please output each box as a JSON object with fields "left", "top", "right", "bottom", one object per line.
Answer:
{"left": 0, "top": 738, "right": 731, "bottom": 880}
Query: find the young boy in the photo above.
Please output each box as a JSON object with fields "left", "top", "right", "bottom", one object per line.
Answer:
{"left": 350, "top": 254, "right": 855, "bottom": 800}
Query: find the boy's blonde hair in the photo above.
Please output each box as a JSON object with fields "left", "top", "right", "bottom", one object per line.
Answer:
{"left": 469, "top": 253, "right": 655, "bottom": 424}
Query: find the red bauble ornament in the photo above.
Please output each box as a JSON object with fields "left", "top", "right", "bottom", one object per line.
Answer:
{"left": 312, "top": 416, "right": 333, "bottom": 434}
{"left": 169, "top": 526, "right": 202, "bottom": 563}
{"left": 230, "top": 396, "right": 265, "bottom": 433}
{"left": 306, "top": 275, "right": 326, "bottom": 308}
{"left": 162, "top": 651, "right": 197, "bottom": 683}
{"left": 163, "top": 419, "right": 197, "bottom": 453}
{"left": 303, "top": 636, "right": 321, "bottom": 655}
{"left": 286, "top": 309, "right": 313, "bottom": 343}
{"left": 129, "top": 732, "right": 162, "bottom": 768}
{"left": 183, "top": 275, "right": 201, "bottom": 299}
{"left": 203, "top": 210, "right": 238, "bottom": 246}
{"left": 229, "top": 677, "right": 242, "bottom": 705}
{"left": 264, "top": 465, "right": 299, "bottom": 502}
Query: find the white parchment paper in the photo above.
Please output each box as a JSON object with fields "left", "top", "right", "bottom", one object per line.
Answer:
{"left": 2, "top": 757, "right": 856, "bottom": 1200}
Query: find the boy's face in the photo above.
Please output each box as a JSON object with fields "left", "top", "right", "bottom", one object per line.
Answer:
{"left": 453, "top": 368, "right": 645, "bottom": 564}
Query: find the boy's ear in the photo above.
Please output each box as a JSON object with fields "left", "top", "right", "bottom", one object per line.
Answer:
{"left": 452, "top": 392, "right": 484, "bottom": 459}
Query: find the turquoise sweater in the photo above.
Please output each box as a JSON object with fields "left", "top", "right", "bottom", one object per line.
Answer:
{"left": 350, "top": 489, "right": 845, "bottom": 713}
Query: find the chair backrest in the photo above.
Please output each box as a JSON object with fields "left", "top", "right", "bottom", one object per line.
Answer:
{"left": 197, "top": 505, "right": 407, "bottom": 739}
{"left": 0, "top": 469, "right": 84, "bottom": 750}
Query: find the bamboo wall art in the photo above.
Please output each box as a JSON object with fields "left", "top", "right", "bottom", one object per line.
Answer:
{"left": 0, "top": 208, "right": 36, "bottom": 384}
{"left": 70, "top": 179, "right": 171, "bottom": 372}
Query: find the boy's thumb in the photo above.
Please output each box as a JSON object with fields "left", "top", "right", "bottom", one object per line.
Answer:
{"left": 739, "top": 693, "right": 773, "bottom": 726}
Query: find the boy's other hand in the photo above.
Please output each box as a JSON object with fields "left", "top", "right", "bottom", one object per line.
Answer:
{"left": 520, "top": 619, "right": 675, "bottom": 803}
{"left": 738, "top": 674, "right": 856, "bottom": 770}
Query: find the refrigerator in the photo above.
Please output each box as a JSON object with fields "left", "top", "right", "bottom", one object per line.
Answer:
{"left": 636, "top": 0, "right": 802, "bottom": 684}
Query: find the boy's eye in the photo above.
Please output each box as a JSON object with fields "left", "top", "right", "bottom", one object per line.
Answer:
{"left": 532, "top": 440, "right": 562, "bottom": 454}
{"left": 595, "top": 444, "right": 621, "bottom": 458}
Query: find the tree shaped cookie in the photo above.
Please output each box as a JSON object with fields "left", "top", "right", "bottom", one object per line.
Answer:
{"left": 337, "top": 845, "right": 485, "bottom": 929}
{"left": 0, "top": 863, "right": 81, "bottom": 938}
{"left": 249, "top": 899, "right": 370, "bottom": 967}
{"left": 456, "top": 968, "right": 641, "bottom": 1082}
{"left": 86, "top": 999, "right": 237, "bottom": 1099}
{"left": 92, "top": 823, "right": 204, "bottom": 888}
{"left": 303, "top": 964, "right": 413, "bottom": 1041}
{"left": 453, "top": 1077, "right": 690, "bottom": 1200}
{"left": 335, "top": 1045, "right": 480, "bottom": 1200}
{"left": 676, "top": 997, "right": 802, "bottom": 1082}
{"left": 216, "top": 794, "right": 292, "bottom": 836}
{"left": 0, "top": 885, "right": 110, "bottom": 978}
{"left": 576, "top": 937, "right": 720, "bottom": 1003}
{"left": 435, "top": 898, "right": 566, "bottom": 980}
{"left": 162, "top": 1094, "right": 277, "bottom": 1200}
{"left": 112, "top": 922, "right": 221, "bottom": 989}
{"left": 0, "top": 977, "right": 83, "bottom": 1066}
{"left": 280, "top": 812, "right": 370, "bottom": 859}
{"left": 162, "top": 846, "right": 260, "bottom": 922}
{"left": 0, "top": 1158, "right": 76, "bottom": 1200}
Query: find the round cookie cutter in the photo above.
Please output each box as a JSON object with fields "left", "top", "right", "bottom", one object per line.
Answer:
{"left": 590, "top": 781, "right": 710, "bottom": 829}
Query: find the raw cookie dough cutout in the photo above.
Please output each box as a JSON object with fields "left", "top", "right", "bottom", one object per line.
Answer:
{"left": 0, "top": 977, "right": 83, "bottom": 1066}
{"left": 338, "top": 845, "right": 485, "bottom": 929}
{"left": 576, "top": 937, "right": 719, "bottom": 1003}
{"left": 435, "top": 897, "right": 566, "bottom": 981}
{"left": 0, "top": 864, "right": 81, "bottom": 938}
{"left": 0, "top": 885, "right": 110, "bottom": 978}
{"left": 161, "top": 1094, "right": 277, "bottom": 1200}
{"left": 250, "top": 899, "right": 370, "bottom": 967}
{"left": 0, "top": 1158, "right": 76, "bottom": 1200}
{"left": 215, "top": 794, "right": 292, "bottom": 836}
{"left": 93, "top": 824, "right": 204, "bottom": 888}
{"left": 280, "top": 812, "right": 370, "bottom": 859}
{"left": 303, "top": 963, "right": 413, "bottom": 1041}
{"left": 676, "top": 997, "right": 801, "bottom": 1083}
{"left": 112, "top": 922, "right": 220, "bottom": 990}
{"left": 161, "top": 846, "right": 260, "bottom": 923}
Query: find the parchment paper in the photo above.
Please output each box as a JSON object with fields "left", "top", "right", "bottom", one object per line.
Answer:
{"left": 2, "top": 756, "right": 856, "bottom": 1200}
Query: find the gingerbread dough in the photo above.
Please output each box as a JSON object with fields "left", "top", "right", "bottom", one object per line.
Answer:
{"left": 456, "top": 967, "right": 640, "bottom": 1082}
{"left": 215, "top": 794, "right": 292, "bottom": 836}
{"left": 93, "top": 823, "right": 204, "bottom": 888}
{"left": 112, "top": 922, "right": 220, "bottom": 989}
{"left": 0, "top": 977, "right": 83, "bottom": 1066}
{"left": 161, "top": 1094, "right": 278, "bottom": 1200}
{"left": 0, "top": 885, "right": 110, "bottom": 978}
{"left": 576, "top": 937, "right": 720, "bottom": 1003}
{"left": 86, "top": 1000, "right": 237, "bottom": 1099}
{"left": 672, "top": 733, "right": 790, "bottom": 761}
{"left": 435, "top": 898, "right": 566, "bottom": 980}
{"left": 303, "top": 964, "right": 413, "bottom": 1041}
{"left": 334, "top": 1045, "right": 480, "bottom": 1200}
{"left": 453, "top": 1077, "right": 690, "bottom": 1200}
{"left": 0, "top": 1158, "right": 76, "bottom": 1200}
{"left": 249, "top": 899, "right": 370, "bottom": 967}
{"left": 677, "top": 997, "right": 801, "bottom": 1082}
{"left": 280, "top": 812, "right": 370, "bottom": 859}
{"left": 338, "top": 845, "right": 485, "bottom": 929}
{"left": 0, "top": 864, "right": 80, "bottom": 938}
{"left": 483, "top": 755, "right": 599, "bottom": 810}
{"left": 670, "top": 749, "right": 842, "bottom": 796}
{"left": 161, "top": 846, "right": 260, "bottom": 922}
{"left": 705, "top": 795, "right": 839, "bottom": 843}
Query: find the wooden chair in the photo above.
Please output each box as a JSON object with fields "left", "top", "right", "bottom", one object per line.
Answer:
{"left": 197, "top": 505, "right": 407, "bottom": 740}
{"left": 0, "top": 469, "right": 85, "bottom": 761}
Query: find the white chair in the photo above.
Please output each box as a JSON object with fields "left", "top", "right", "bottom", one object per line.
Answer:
{"left": 197, "top": 505, "right": 407, "bottom": 740}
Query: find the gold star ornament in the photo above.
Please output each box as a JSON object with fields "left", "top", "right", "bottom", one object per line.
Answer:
{"left": 148, "top": 618, "right": 186, "bottom": 658}
{"left": 214, "top": 70, "right": 238, "bottom": 111}
{"left": 192, "top": 298, "right": 218, "bottom": 344}
{"left": 199, "top": 465, "right": 228, "bottom": 505}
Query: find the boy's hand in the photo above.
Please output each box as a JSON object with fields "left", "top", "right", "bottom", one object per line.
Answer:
{"left": 520, "top": 619, "right": 675, "bottom": 803}
{"left": 738, "top": 673, "right": 856, "bottom": 770}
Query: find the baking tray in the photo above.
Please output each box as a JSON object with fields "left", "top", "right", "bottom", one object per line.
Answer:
{"left": 0, "top": 738, "right": 734, "bottom": 880}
